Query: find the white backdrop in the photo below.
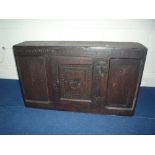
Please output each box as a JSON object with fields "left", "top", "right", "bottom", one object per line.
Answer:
{"left": 0, "top": 19, "right": 155, "bottom": 86}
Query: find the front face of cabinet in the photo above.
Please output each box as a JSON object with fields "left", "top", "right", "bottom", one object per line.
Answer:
{"left": 15, "top": 46, "right": 145, "bottom": 115}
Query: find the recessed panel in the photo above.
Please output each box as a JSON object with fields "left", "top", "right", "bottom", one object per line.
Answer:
{"left": 59, "top": 65, "right": 92, "bottom": 100}
{"left": 18, "top": 56, "right": 48, "bottom": 101}
{"left": 107, "top": 58, "right": 140, "bottom": 108}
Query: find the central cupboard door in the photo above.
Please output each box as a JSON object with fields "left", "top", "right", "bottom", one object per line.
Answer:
{"left": 58, "top": 57, "right": 93, "bottom": 103}
{"left": 46, "top": 56, "right": 94, "bottom": 104}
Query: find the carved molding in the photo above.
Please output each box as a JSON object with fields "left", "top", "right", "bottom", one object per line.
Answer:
{"left": 16, "top": 48, "right": 51, "bottom": 56}
{"left": 15, "top": 47, "right": 110, "bottom": 57}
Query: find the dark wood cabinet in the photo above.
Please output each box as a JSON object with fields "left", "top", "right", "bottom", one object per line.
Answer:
{"left": 13, "top": 41, "right": 147, "bottom": 115}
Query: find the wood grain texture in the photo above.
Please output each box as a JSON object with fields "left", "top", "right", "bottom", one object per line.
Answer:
{"left": 13, "top": 41, "right": 147, "bottom": 116}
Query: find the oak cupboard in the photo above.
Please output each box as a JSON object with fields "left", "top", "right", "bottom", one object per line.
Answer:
{"left": 13, "top": 41, "right": 147, "bottom": 115}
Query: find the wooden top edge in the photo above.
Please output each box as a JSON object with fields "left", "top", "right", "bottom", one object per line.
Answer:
{"left": 13, "top": 41, "right": 147, "bottom": 49}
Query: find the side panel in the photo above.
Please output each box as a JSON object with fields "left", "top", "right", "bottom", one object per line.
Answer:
{"left": 17, "top": 56, "right": 48, "bottom": 102}
{"left": 106, "top": 58, "right": 141, "bottom": 108}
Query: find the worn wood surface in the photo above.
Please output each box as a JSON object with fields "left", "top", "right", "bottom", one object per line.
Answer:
{"left": 13, "top": 41, "right": 147, "bottom": 115}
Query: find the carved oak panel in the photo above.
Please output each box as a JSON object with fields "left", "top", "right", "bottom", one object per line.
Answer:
{"left": 59, "top": 65, "right": 92, "bottom": 100}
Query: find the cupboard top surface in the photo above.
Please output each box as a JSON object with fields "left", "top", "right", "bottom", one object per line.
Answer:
{"left": 14, "top": 41, "right": 147, "bottom": 49}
